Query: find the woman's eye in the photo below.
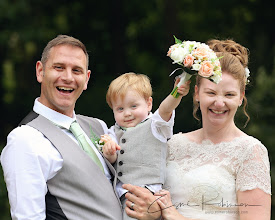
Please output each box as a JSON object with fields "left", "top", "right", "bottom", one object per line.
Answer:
{"left": 207, "top": 92, "right": 215, "bottom": 95}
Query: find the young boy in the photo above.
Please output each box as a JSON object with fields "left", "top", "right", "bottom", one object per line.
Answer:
{"left": 103, "top": 72, "right": 189, "bottom": 219}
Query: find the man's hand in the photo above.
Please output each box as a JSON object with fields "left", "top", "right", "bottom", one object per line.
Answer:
{"left": 123, "top": 184, "right": 162, "bottom": 220}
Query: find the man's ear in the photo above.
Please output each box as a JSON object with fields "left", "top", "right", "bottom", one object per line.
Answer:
{"left": 83, "top": 70, "right": 91, "bottom": 91}
{"left": 36, "top": 61, "right": 44, "bottom": 83}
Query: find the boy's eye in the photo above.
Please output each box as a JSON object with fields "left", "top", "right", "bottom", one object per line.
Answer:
{"left": 117, "top": 107, "right": 123, "bottom": 111}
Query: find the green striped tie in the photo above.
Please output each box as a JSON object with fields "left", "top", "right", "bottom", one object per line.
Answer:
{"left": 70, "top": 121, "right": 104, "bottom": 172}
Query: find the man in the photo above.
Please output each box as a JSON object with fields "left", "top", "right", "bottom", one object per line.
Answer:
{"left": 1, "top": 35, "right": 123, "bottom": 220}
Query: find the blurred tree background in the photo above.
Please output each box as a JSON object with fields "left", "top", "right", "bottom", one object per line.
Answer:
{"left": 0, "top": 0, "right": 274, "bottom": 219}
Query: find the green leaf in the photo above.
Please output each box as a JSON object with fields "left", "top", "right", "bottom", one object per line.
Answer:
{"left": 173, "top": 35, "right": 182, "bottom": 44}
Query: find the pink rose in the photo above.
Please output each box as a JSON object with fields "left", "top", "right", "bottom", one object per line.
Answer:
{"left": 199, "top": 61, "right": 214, "bottom": 77}
{"left": 192, "top": 47, "right": 209, "bottom": 59}
{"left": 184, "top": 54, "right": 194, "bottom": 68}
{"left": 167, "top": 46, "right": 173, "bottom": 56}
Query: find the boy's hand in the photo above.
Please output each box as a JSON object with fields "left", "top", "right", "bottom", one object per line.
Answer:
{"left": 174, "top": 78, "right": 191, "bottom": 97}
{"left": 100, "top": 134, "right": 113, "bottom": 143}
{"left": 102, "top": 135, "right": 121, "bottom": 163}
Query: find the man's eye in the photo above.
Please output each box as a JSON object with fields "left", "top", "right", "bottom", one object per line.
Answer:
{"left": 73, "top": 69, "right": 81, "bottom": 73}
{"left": 54, "top": 66, "right": 63, "bottom": 70}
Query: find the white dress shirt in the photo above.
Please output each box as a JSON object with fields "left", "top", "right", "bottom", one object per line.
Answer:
{"left": 0, "top": 98, "right": 111, "bottom": 220}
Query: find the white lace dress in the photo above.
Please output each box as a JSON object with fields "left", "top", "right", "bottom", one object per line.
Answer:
{"left": 164, "top": 133, "right": 271, "bottom": 220}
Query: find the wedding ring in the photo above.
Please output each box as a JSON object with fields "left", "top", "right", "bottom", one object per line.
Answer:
{"left": 130, "top": 202, "right": 135, "bottom": 209}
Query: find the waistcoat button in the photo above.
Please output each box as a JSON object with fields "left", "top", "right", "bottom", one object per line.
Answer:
{"left": 118, "top": 172, "right": 123, "bottom": 176}
{"left": 121, "top": 138, "right": 126, "bottom": 143}
{"left": 120, "top": 149, "right": 124, "bottom": 154}
{"left": 119, "top": 161, "right": 123, "bottom": 166}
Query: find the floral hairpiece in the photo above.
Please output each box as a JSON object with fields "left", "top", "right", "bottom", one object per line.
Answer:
{"left": 245, "top": 67, "right": 250, "bottom": 84}
{"left": 167, "top": 36, "right": 222, "bottom": 98}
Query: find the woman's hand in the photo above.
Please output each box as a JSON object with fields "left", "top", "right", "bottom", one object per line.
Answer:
{"left": 155, "top": 190, "right": 186, "bottom": 220}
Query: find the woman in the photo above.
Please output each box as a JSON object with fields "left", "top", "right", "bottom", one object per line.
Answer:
{"left": 155, "top": 39, "right": 271, "bottom": 220}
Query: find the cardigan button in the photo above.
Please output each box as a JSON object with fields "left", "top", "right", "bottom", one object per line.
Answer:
{"left": 118, "top": 161, "right": 123, "bottom": 166}
{"left": 121, "top": 138, "right": 126, "bottom": 143}
{"left": 118, "top": 172, "right": 123, "bottom": 177}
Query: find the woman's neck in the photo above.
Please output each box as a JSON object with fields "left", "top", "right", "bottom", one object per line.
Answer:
{"left": 199, "top": 121, "right": 243, "bottom": 144}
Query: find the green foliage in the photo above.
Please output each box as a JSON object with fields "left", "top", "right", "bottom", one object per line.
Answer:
{"left": 0, "top": 0, "right": 274, "bottom": 219}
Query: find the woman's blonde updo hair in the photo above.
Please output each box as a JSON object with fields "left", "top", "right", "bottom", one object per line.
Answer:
{"left": 193, "top": 39, "right": 250, "bottom": 126}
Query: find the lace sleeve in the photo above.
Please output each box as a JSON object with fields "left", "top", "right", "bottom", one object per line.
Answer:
{"left": 236, "top": 142, "right": 271, "bottom": 195}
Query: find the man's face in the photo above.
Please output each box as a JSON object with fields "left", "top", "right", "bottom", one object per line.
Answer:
{"left": 36, "top": 44, "right": 90, "bottom": 117}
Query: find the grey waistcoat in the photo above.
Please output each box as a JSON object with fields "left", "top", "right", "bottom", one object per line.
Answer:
{"left": 20, "top": 111, "right": 123, "bottom": 220}
{"left": 115, "top": 118, "right": 167, "bottom": 186}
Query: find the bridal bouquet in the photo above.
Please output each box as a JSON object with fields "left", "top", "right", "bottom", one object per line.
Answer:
{"left": 168, "top": 36, "right": 222, "bottom": 98}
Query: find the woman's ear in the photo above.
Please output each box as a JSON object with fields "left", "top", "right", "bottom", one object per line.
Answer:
{"left": 194, "top": 85, "right": 199, "bottom": 102}
{"left": 239, "top": 91, "right": 245, "bottom": 106}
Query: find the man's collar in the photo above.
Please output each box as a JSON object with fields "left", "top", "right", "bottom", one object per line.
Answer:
{"left": 33, "top": 97, "right": 76, "bottom": 129}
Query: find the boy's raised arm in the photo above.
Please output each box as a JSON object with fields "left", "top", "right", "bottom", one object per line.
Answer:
{"left": 158, "top": 79, "right": 190, "bottom": 122}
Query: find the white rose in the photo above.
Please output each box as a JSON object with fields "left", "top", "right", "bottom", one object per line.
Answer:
{"left": 210, "top": 71, "right": 222, "bottom": 84}
{"left": 170, "top": 45, "right": 187, "bottom": 64}
{"left": 184, "top": 41, "right": 199, "bottom": 52}
{"left": 192, "top": 63, "right": 201, "bottom": 71}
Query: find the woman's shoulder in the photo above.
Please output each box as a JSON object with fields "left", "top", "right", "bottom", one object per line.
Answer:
{"left": 171, "top": 129, "right": 201, "bottom": 141}
{"left": 168, "top": 129, "right": 201, "bottom": 146}
{"left": 236, "top": 134, "right": 266, "bottom": 150}
{"left": 237, "top": 135, "right": 269, "bottom": 158}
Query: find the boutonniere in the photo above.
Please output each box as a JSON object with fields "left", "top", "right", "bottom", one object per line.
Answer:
{"left": 90, "top": 127, "right": 104, "bottom": 152}
{"left": 90, "top": 127, "right": 112, "bottom": 153}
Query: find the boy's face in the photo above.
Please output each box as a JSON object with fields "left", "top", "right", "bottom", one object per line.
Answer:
{"left": 112, "top": 89, "right": 152, "bottom": 128}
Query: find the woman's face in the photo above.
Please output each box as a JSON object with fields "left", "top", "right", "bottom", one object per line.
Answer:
{"left": 195, "top": 72, "right": 244, "bottom": 128}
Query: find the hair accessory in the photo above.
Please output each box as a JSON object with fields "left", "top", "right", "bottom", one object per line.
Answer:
{"left": 245, "top": 67, "right": 250, "bottom": 84}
